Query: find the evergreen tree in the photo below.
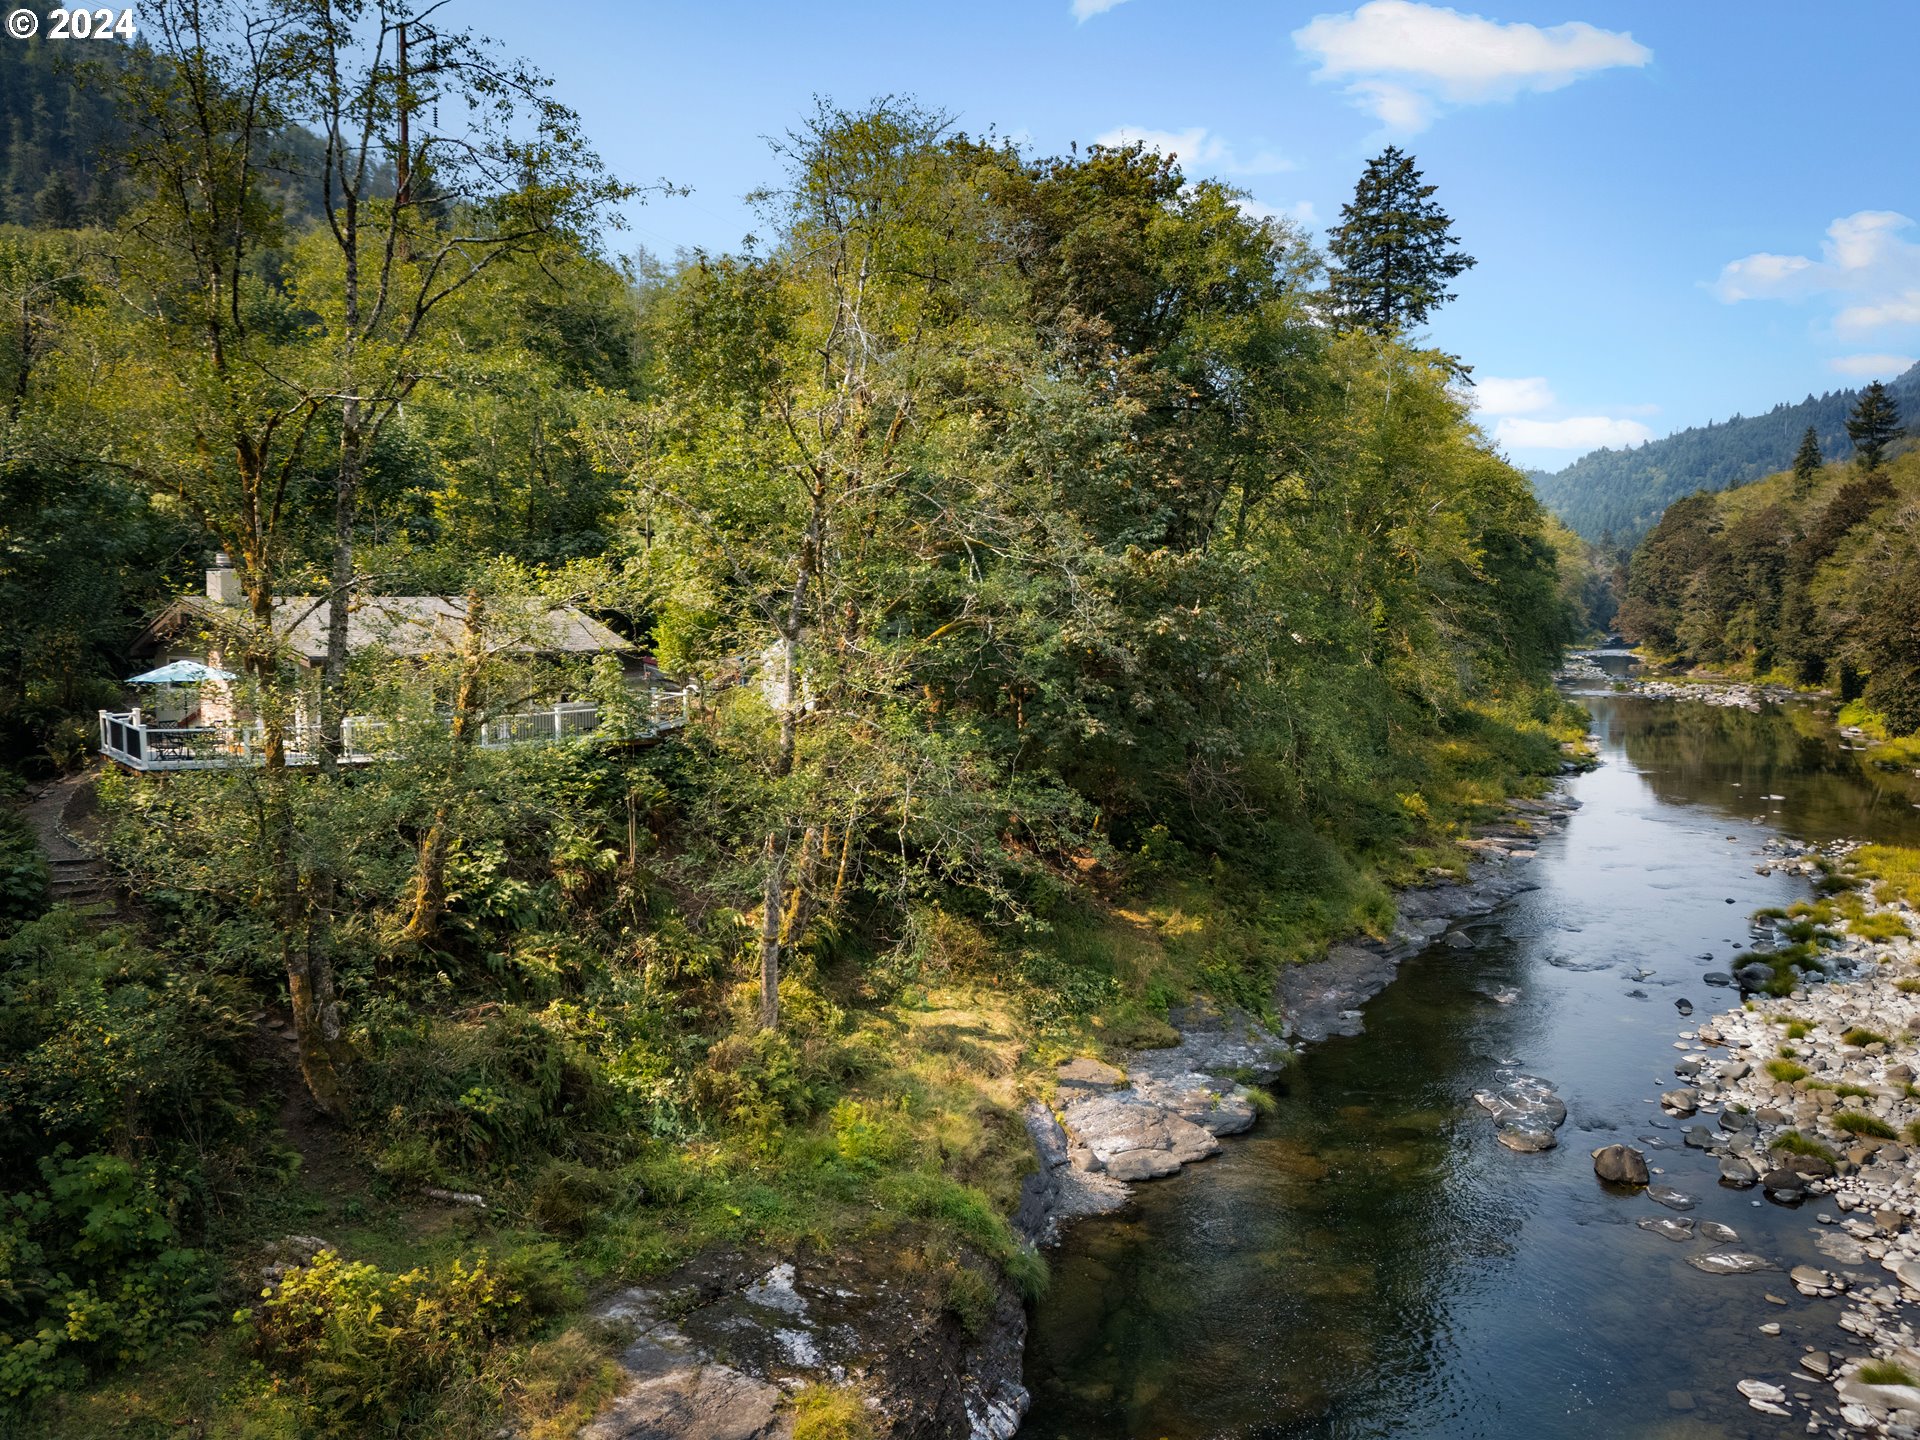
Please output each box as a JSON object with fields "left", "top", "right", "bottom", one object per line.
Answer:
{"left": 1846, "top": 380, "right": 1903, "bottom": 471}
{"left": 1791, "top": 424, "right": 1822, "bottom": 495}
{"left": 1326, "top": 146, "right": 1476, "bottom": 334}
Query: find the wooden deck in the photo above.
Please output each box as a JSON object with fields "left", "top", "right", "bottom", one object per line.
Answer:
{"left": 98, "top": 693, "right": 690, "bottom": 773}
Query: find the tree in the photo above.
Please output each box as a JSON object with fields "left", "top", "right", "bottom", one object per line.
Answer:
{"left": 1847, "top": 380, "right": 1903, "bottom": 471}
{"left": 1326, "top": 146, "right": 1475, "bottom": 335}
{"left": 1791, "top": 424, "right": 1822, "bottom": 495}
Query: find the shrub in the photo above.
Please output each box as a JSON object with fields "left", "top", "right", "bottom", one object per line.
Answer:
{"left": 0, "top": 1152, "right": 215, "bottom": 1412}
{"left": 1784, "top": 1020, "right": 1811, "bottom": 1040}
{"left": 791, "top": 1383, "right": 877, "bottom": 1440}
{"left": 1843, "top": 1028, "right": 1890, "bottom": 1047}
{"left": 1765, "top": 1060, "right": 1809, "bottom": 1083}
{"left": 1834, "top": 1111, "right": 1897, "bottom": 1139}
{"left": 941, "top": 1262, "right": 999, "bottom": 1337}
{"left": 527, "top": 1160, "right": 620, "bottom": 1238}
{"left": 0, "top": 811, "right": 49, "bottom": 929}
{"left": 251, "top": 1249, "right": 529, "bottom": 1438}
{"left": 1834, "top": 1083, "right": 1875, "bottom": 1099}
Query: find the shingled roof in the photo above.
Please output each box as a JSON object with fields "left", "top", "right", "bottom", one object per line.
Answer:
{"left": 146, "top": 594, "right": 632, "bottom": 663}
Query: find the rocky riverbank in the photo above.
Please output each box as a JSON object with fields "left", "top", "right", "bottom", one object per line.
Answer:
{"left": 1018, "top": 786, "right": 1586, "bottom": 1244}
{"left": 575, "top": 782, "right": 1590, "bottom": 1440}
{"left": 1643, "top": 842, "right": 1920, "bottom": 1434}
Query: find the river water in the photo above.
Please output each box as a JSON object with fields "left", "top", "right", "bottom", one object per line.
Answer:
{"left": 1022, "top": 685, "right": 1920, "bottom": 1440}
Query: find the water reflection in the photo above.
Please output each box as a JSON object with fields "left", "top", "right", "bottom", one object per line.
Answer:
{"left": 1022, "top": 695, "right": 1912, "bottom": 1439}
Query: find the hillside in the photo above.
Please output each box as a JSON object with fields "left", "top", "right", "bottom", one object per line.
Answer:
{"left": 0, "top": 37, "right": 137, "bottom": 225}
{"left": 1531, "top": 362, "right": 1920, "bottom": 541}
{"left": 1618, "top": 443, "right": 1920, "bottom": 730}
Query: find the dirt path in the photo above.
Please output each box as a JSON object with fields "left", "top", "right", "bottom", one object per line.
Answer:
{"left": 20, "top": 766, "right": 123, "bottom": 917}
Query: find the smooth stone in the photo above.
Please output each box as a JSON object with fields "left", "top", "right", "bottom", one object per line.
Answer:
{"left": 1719, "top": 1155, "right": 1760, "bottom": 1188}
{"left": 1702, "top": 972, "right": 1735, "bottom": 987}
{"left": 1638, "top": 1216, "right": 1695, "bottom": 1242}
{"left": 1682, "top": 1125, "right": 1717, "bottom": 1150}
{"left": 1660, "top": 1087, "right": 1699, "bottom": 1115}
{"left": 1648, "top": 1184, "right": 1699, "bottom": 1211}
{"left": 1688, "top": 1251, "right": 1779, "bottom": 1275}
{"left": 1700, "top": 1221, "right": 1740, "bottom": 1243}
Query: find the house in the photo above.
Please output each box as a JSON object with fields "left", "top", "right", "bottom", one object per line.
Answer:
{"left": 99, "top": 556, "right": 686, "bottom": 771}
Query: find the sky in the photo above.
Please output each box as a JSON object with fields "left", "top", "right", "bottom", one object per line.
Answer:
{"left": 456, "top": 0, "right": 1920, "bottom": 472}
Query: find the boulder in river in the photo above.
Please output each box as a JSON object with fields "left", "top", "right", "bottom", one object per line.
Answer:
{"left": 1734, "top": 962, "right": 1776, "bottom": 992}
{"left": 1761, "top": 1169, "right": 1807, "bottom": 1203}
{"left": 1718, "top": 1154, "right": 1759, "bottom": 1188}
{"left": 1702, "top": 971, "right": 1735, "bottom": 987}
{"left": 1592, "top": 1144, "right": 1650, "bottom": 1186}
{"left": 1700, "top": 1221, "right": 1740, "bottom": 1243}
{"left": 1688, "top": 1251, "right": 1780, "bottom": 1275}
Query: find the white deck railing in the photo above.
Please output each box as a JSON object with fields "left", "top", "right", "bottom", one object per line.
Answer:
{"left": 98, "top": 691, "right": 690, "bottom": 773}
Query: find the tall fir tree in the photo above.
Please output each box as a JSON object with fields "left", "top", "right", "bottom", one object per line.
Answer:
{"left": 1791, "top": 424, "right": 1823, "bottom": 495}
{"left": 1326, "top": 146, "right": 1476, "bottom": 334}
{"left": 1846, "top": 380, "right": 1903, "bottom": 471}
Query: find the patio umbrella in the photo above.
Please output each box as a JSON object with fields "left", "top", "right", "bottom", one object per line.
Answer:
{"left": 127, "top": 660, "right": 238, "bottom": 684}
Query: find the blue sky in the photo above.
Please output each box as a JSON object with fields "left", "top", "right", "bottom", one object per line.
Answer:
{"left": 459, "top": 0, "right": 1920, "bottom": 471}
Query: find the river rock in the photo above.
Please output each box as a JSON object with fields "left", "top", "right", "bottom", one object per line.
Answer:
{"left": 1700, "top": 1221, "right": 1740, "bottom": 1243}
{"left": 1836, "top": 1374, "right": 1920, "bottom": 1415}
{"left": 1475, "top": 1075, "right": 1566, "bottom": 1152}
{"left": 1717, "top": 1107, "right": 1755, "bottom": 1133}
{"left": 1593, "top": 1144, "right": 1650, "bottom": 1186}
{"left": 1638, "top": 1216, "right": 1695, "bottom": 1242}
{"left": 1718, "top": 1154, "right": 1759, "bottom": 1187}
{"left": 1061, "top": 1093, "right": 1219, "bottom": 1181}
{"left": 1702, "top": 971, "right": 1735, "bottom": 987}
{"left": 1648, "top": 1184, "right": 1699, "bottom": 1211}
{"left": 1133, "top": 1073, "right": 1259, "bottom": 1138}
{"left": 1762, "top": 1169, "right": 1808, "bottom": 1202}
{"left": 1735, "top": 962, "right": 1777, "bottom": 992}
{"left": 1681, "top": 1125, "right": 1717, "bottom": 1150}
{"left": 1660, "top": 1087, "right": 1700, "bottom": 1115}
{"left": 1689, "top": 1251, "right": 1780, "bottom": 1275}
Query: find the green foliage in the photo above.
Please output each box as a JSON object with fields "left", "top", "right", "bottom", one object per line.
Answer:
{"left": 1326, "top": 146, "right": 1475, "bottom": 335}
{"left": 1843, "top": 1027, "right": 1890, "bottom": 1047}
{"left": 0, "top": 1152, "right": 214, "bottom": 1411}
{"left": 1771, "top": 1131, "right": 1837, "bottom": 1161}
{"left": 1860, "top": 1360, "right": 1919, "bottom": 1387}
{"left": 1848, "top": 380, "right": 1905, "bottom": 471}
{"left": 791, "top": 1383, "right": 878, "bottom": 1440}
{"left": 1834, "top": 1111, "right": 1897, "bottom": 1139}
{"left": 0, "top": 809, "right": 49, "bottom": 926}
{"left": 1765, "top": 1059, "right": 1809, "bottom": 1083}
{"left": 249, "top": 1249, "right": 541, "bottom": 1438}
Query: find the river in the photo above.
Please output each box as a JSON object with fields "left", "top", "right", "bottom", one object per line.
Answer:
{"left": 1021, "top": 681, "right": 1920, "bottom": 1439}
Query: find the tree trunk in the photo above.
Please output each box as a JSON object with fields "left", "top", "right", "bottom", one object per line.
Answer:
{"left": 757, "top": 828, "right": 789, "bottom": 1030}
{"left": 403, "top": 593, "right": 486, "bottom": 943}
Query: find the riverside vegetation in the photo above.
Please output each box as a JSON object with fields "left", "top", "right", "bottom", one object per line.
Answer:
{"left": 0, "top": 10, "right": 1599, "bottom": 1437}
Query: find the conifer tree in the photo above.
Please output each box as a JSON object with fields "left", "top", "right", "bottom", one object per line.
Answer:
{"left": 1327, "top": 146, "right": 1476, "bottom": 334}
{"left": 1791, "top": 425, "right": 1822, "bottom": 495}
{"left": 1846, "top": 380, "right": 1903, "bottom": 471}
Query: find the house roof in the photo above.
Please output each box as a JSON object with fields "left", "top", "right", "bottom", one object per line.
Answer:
{"left": 142, "top": 594, "right": 633, "bottom": 663}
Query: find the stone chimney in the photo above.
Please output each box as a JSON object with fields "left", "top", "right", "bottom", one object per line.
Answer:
{"left": 206, "top": 551, "right": 243, "bottom": 606}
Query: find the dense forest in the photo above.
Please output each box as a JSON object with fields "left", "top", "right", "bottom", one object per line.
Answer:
{"left": 1619, "top": 383, "right": 1918, "bottom": 732}
{"left": 0, "top": 7, "right": 1592, "bottom": 1436}
{"left": 1531, "top": 362, "right": 1920, "bottom": 542}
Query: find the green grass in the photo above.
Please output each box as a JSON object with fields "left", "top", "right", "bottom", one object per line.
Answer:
{"left": 1843, "top": 1027, "right": 1891, "bottom": 1047}
{"left": 1897, "top": 978, "right": 1920, "bottom": 995}
{"left": 1765, "top": 1059, "right": 1809, "bottom": 1083}
{"left": 1772, "top": 1130, "right": 1837, "bottom": 1161}
{"left": 1858, "top": 845, "right": 1920, "bottom": 908}
{"left": 1783, "top": 1020, "right": 1812, "bottom": 1040}
{"left": 1834, "top": 1111, "right": 1898, "bottom": 1139}
{"left": 1859, "top": 1360, "right": 1918, "bottom": 1387}
{"left": 1834, "top": 1083, "right": 1875, "bottom": 1099}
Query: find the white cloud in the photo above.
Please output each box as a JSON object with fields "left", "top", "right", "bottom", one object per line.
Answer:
{"left": 1495, "top": 415, "right": 1655, "bottom": 450}
{"left": 1714, "top": 211, "right": 1920, "bottom": 339}
{"left": 1830, "top": 353, "right": 1917, "bottom": 379}
{"left": 1072, "top": 0, "right": 1129, "bottom": 18}
{"left": 1472, "top": 375, "right": 1555, "bottom": 416}
{"left": 1293, "top": 1, "right": 1651, "bottom": 131}
{"left": 1094, "top": 125, "right": 1292, "bottom": 176}
{"left": 1236, "top": 196, "right": 1318, "bottom": 228}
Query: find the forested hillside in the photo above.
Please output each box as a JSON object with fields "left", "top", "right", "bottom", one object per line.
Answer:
{"left": 1619, "top": 406, "right": 1919, "bottom": 732}
{"left": 0, "top": 10, "right": 1586, "bottom": 1437}
{"left": 1532, "top": 363, "right": 1920, "bottom": 541}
